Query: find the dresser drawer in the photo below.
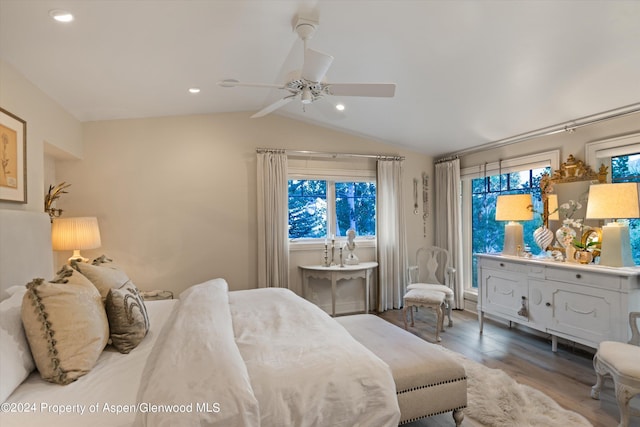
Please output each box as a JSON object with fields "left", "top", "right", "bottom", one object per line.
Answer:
{"left": 545, "top": 267, "right": 622, "bottom": 290}
{"left": 479, "top": 257, "right": 529, "bottom": 273}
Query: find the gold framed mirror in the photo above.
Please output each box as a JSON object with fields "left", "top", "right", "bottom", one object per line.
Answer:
{"left": 540, "top": 154, "right": 607, "bottom": 228}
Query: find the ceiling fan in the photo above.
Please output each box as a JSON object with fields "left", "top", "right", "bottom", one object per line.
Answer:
{"left": 218, "top": 17, "right": 396, "bottom": 118}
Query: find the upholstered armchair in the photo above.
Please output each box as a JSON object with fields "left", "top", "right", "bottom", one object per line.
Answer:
{"left": 591, "top": 312, "right": 640, "bottom": 427}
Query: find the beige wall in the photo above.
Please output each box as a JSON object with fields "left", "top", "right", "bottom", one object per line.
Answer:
{"left": 0, "top": 60, "right": 82, "bottom": 212}
{"left": 55, "top": 113, "right": 433, "bottom": 297}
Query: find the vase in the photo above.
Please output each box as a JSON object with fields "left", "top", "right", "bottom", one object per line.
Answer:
{"left": 574, "top": 250, "right": 593, "bottom": 264}
{"left": 555, "top": 221, "right": 576, "bottom": 249}
{"left": 533, "top": 226, "right": 554, "bottom": 252}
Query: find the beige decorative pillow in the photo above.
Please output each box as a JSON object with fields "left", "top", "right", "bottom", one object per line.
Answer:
{"left": 21, "top": 266, "right": 109, "bottom": 385}
{"left": 105, "top": 281, "right": 150, "bottom": 354}
{"left": 72, "top": 256, "right": 129, "bottom": 302}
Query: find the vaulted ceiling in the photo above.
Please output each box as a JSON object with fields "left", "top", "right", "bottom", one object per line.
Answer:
{"left": 1, "top": 0, "right": 639, "bottom": 157}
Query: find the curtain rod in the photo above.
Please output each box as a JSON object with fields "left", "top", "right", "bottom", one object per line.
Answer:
{"left": 441, "top": 102, "right": 640, "bottom": 159}
{"left": 256, "top": 148, "right": 404, "bottom": 161}
{"left": 435, "top": 155, "right": 459, "bottom": 164}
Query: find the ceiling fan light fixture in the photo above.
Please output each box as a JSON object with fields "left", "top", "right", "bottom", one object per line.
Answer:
{"left": 301, "top": 88, "right": 313, "bottom": 104}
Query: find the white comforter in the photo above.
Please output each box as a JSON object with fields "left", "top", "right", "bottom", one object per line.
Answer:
{"left": 136, "top": 279, "right": 400, "bottom": 427}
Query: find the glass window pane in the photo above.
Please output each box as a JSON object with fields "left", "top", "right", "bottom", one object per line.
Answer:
{"left": 288, "top": 180, "right": 327, "bottom": 239}
{"left": 612, "top": 152, "right": 640, "bottom": 265}
{"left": 335, "top": 181, "right": 376, "bottom": 237}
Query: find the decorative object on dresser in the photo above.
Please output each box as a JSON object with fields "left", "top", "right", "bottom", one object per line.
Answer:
{"left": 591, "top": 312, "right": 640, "bottom": 427}
{"left": 0, "top": 108, "right": 27, "bottom": 203}
{"left": 495, "top": 193, "right": 533, "bottom": 256}
{"left": 43, "top": 181, "right": 70, "bottom": 221}
{"left": 585, "top": 182, "right": 640, "bottom": 267}
{"left": 51, "top": 217, "right": 101, "bottom": 263}
{"left": 477, "top": 253, "right": 640, "bottom": 352}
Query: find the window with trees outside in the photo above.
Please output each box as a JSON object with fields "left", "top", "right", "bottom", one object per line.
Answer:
{"left": 470, "top": 167, "right": 550, "bottom": 287}
{"left": 288, "top": 179, "right": 376, "bottom": 240}
{"left": 611, "top": 152, "right": 640, "bottom": 265}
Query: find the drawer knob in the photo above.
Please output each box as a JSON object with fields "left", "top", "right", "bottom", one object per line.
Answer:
{"left": 575, "top": 274, "right": 582, "bottom": 279}
{"left": 500, "top": 263, "right": 505, "bottom": 267}
{"left": 545, "top": 302, "right": 551, "bottom": 307}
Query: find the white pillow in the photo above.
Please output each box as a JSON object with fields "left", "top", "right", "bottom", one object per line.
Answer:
{"left": 0, "top": 286, "right": 34, "bottom": 402}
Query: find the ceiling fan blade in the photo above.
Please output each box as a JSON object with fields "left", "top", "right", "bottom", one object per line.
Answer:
{"left": 301, "top": 49, "right": 334, "bottom": 83}
{"left": 251, "top": 97, "right": 295, "bottom": 118}
{"left": 218, "top": 79, "right": 285, "bottom": 89}
{"left": 326, "top": 83, "right": 396, "bottom": 97}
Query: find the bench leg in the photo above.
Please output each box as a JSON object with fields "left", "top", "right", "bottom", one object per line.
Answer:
{"left": 453, "top": 408, "right": 464, "bottom": 426}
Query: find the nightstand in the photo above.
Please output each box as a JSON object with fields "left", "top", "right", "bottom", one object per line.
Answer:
{"left": 140, "top": 290, "right": 174, "bottom": 301}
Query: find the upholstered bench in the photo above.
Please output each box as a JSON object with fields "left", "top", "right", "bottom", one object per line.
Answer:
{"left": 403, "top": 288, "right": 446, "bottom": 341}
{"left": 337, "top": 314, "right": 467, "bottom": 426}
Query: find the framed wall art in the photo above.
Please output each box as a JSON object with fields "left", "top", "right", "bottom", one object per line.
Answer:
{"left": 0, "top": 107, "right": 27, "bottom": 203}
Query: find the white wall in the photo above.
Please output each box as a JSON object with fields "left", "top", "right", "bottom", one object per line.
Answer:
{"left": 0, "top": 60, "right": 82, "bottom": 212}
{"left": 55, "top": 113, "right": 434, "bottom": 300}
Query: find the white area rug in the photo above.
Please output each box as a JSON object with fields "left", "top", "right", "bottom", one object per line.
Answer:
{"left": 434, "top": 346, "right": 593, "bottom": 427}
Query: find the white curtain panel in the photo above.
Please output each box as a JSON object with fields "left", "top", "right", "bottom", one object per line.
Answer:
{"left": 434, "top": 158, "right": 464, "bottom": 309}
{"left": 256, "top": 151, "right": 289, "bottom": 288}
{"left": 376, "top": 159, "right": 408, "bottom": 311}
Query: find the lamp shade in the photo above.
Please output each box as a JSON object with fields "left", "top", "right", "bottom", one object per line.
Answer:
{"left": 495, "top": 194, "right": 534, "bottom": 221}
{"left": 51, "top": 217, "right": 101, "bottom": 251}
{"left": 585, "top": 182, "right": 640, "bottom": 219}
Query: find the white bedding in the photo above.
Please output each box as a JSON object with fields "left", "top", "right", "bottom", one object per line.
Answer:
{"left": 0, "top": 300, "right": 177, "bottom": 427}
{"left": 1, "top": 279, "right": 400, "bottom": 427}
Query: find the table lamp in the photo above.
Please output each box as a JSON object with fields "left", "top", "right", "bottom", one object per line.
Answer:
{"left": 51, "top": 217, "right": 101, "bottom": 263}
{"left": 495, "top": 194, "right": 534, "bottom": 256}
{"left": 586, "top": 183, "right": 640, "bottom": 267}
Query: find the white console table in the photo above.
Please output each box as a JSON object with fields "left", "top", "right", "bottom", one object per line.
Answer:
{"left": 299, "top": 262, "right": 378, "bottom": 317}
{"left": 477, "top": 254, "right": 640, "bottom": 351}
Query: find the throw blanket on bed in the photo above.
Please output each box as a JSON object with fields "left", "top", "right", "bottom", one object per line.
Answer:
{"left": 135, "top": 279, "right": 400, "bottom": 427}
{"left": 134, "top": 279, "right": 260, "bottom": 427}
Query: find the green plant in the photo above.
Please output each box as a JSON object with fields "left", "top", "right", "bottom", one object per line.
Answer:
{"left": 572, "top": 238, "right": 598, "bottom": 250}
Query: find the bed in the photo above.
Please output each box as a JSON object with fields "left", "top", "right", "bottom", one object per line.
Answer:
{"left": 0, "top": 209, "right": 401, "bottom": 427}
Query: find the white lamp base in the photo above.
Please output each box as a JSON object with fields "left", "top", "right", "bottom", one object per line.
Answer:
{"left": 502, "top": 221, "right": 524, "bottom": 256}
{"left": 67, "top": 249, "right": 89, "bottom": 264}
{"left": 599, "top": 222, "right": 634, "bottom": 267}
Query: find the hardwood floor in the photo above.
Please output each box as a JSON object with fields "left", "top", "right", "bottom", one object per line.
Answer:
{"left": 376, "top": 308, "right": 640, "bottom": 427}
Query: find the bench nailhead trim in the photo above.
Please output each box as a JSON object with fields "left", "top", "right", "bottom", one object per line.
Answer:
{"left": 396, "top": 376, "right": 467, "bottom": 395}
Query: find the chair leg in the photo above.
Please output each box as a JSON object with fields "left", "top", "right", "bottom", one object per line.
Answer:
{"left": 410, "top": 304, "right": 415, "bottom": 327}
{"left": 435, "top": 304, "right": 443, "bottom": 342}
{"left": 402, "top": 306, "right": 408, "bottom": 330}
{"left": 591, "top": 354, "right": 605, "bottom": 400}
{"left": 614, "top": 382, "right": 634, "bottom": 427}
{"left": 446, "top": 299, "right": 453, "bottom": 327}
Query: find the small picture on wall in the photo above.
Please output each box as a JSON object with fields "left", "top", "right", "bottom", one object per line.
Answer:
{"left": 0, "top": 107, "right": 27, "bottom": 203}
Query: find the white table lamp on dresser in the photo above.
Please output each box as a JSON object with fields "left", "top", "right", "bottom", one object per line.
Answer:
{"left": 495, "top": 194, "right": 533, "bottom": 256}
{"left": 586, "top": 182, "right": 640, "bottom": 267}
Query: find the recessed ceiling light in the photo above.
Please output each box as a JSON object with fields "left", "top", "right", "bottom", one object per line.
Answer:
{"left": 49, "top": 9, "right": 74, "bottom": 23}
{"left": 188, "top": 88, "right": 201, "bottom": 94}
{"left": 336, "top": 104, "right": 345, "bottom": 111}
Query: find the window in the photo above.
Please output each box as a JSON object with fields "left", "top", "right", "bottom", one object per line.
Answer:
{"left": 288, "top": 179, "right": 376, "bottom": 239}
{"left": 460, "top": 150, "right": 560, "bottom": 294}
{"left": 611, "top": 152, "right": 640, "bottom": 265}
{"left": 469, "top": 167, "right": 549, "bottom": 287}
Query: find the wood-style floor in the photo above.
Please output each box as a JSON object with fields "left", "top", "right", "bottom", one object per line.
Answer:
{"left": 376, "top": 308, "right": 640, "bottom": 427}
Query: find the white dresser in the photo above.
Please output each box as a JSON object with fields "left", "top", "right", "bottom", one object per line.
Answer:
{"left": 477, "top": 254, "right": 640, "bottom": 351}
